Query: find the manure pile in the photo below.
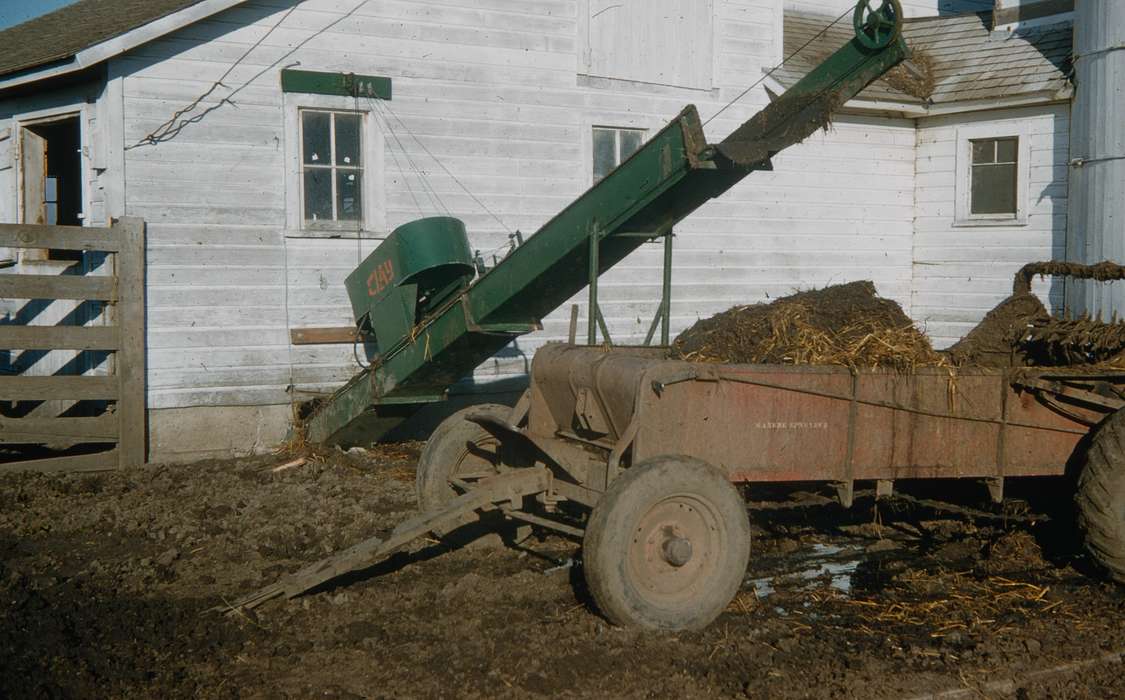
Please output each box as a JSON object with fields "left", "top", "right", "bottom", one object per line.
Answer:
{"left": 671, "top": 281, "right": 944, "bottom": 370}
{"left": 672, "top": 273, "right": 1125, "bottom": 370}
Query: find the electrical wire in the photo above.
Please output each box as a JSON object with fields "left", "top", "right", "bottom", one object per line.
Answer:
{"left": 372, "top": 98, "right": 426, "bottom": 217}
{"left": 370, "top": 98, "right": 449, "bottom": 217}
{"left": 378, "top": 100, "right": 514, "bottom": 234}
{"left": 129, "top": 0, "right": 376, "bottom": 149}
{"left": 702, "top": 5, "right": 855, "bottom": 127}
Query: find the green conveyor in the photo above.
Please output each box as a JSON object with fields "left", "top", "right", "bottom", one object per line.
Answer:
{"left": 307, "top": 1, "right": 909, "bottom": 445}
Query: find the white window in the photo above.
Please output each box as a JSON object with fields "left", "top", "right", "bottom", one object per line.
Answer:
{"left": 579, "top": 0, "right": 714, "bottom": 90}
{"left": 300, "top": 110, "right": 364, "bottom": 228}
{"left": 592, "top": 127, "right": 645, "bottom": 183}
{"left": 283, "top": 94, "right": 384, "bottom": 235}
{"left": 969, "top": 137, "right": 1018, "bottom": 215}
{"left": 955, "top": 124, "right": 1030, "bottom": 226}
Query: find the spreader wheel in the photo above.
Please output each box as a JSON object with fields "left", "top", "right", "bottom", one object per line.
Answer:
{"left": 416, "top": 403, "right": 511, "bottom": 511}
{"left": 1077, "top": 410, "right": 1125, "bottom": 583}
{"left": 583, "top": 456, "right": 751, "bottom": 631}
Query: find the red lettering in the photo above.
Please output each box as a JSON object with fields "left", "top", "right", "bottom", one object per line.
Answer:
{"left": 366, "top": 259, "right": 395, "bottom": 297}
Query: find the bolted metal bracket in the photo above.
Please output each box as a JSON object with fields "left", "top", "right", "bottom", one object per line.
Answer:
{"left": 985, "top": 477, "right": 1005, "bottom": 504}
{"left": 833, "top": 480, "right": 855, "bottom": 508}
{"left": 875, "top": 479, "right": 894, "bottom": 500}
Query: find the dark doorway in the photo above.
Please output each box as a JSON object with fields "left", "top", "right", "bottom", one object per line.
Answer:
{"left": 21, "top": 115, "right": 83, "bottom": 260}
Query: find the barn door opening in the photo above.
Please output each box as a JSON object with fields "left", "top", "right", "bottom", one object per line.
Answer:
{"left": 20, "top": 115, "right": 83, "bottom": 261}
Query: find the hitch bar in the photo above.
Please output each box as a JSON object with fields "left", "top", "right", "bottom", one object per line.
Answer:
{"left": 216, "top": 466, "right": 551, "bottom": 613}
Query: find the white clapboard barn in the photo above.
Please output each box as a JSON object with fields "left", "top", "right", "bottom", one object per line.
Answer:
{"left": 0, "top": 0, "right": 1075, "bottom": 461}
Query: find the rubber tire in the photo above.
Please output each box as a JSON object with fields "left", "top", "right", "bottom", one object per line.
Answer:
{"left": 583, "top": 456, "right": 751, "bottom": 631}
{"left": 416, "top": 403, "right": 512, "bottom": 511}
{"left": 1076, "top": 410, "right": 1125, "bottom": 583}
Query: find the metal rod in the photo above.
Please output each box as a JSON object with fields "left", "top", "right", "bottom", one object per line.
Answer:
{"left": 500, "top": 506, "right": 585, "bottom": 538}
{"left": 661, "top": 229, "right": 673, "bottom": 345}
{"left": 568, "top": 304, "right": 579, "bottom": 344}
{"left": 643, "top": 300, "right": 664, "bottom": 346}
{"left": 587, "top": 224, "right": 599, "bottom": 345}
{"left": 595, "top": 305, "right": 613, "bottom": 346}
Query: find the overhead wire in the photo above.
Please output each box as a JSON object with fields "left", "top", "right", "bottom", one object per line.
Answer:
{"left": 369, "top": 97, "right": 449, "bottom": 217}
{"left": 129, "top": 0, "right": 376, "bottom": 149}
{"left": 702, "top": 5, "right": 855, "bottom": 127}
{"left": 370, "top": 97, "right": 427, "bottom": 217}
{"left": 377, "top": 100, "right": 514, "bottom": 235}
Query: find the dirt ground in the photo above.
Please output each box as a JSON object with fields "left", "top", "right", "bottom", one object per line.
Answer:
{"left": 2, "top": 446, "right": 1124, "bottom": 699}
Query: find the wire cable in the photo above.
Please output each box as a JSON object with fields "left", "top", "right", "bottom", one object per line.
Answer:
{"left": 378, "top": 101, "right": 513, "bottom": 234}
{"left": 364, "top": 96, "right": 427, "bottom": 217}
{"left": 702, "top": 5, "right": 854, "bottom": 128}
{"left": 370, "top": 98, "right": 449, "bottom": 217}
{"left": 129, "top": 0, "right": 376, "bottom": 149}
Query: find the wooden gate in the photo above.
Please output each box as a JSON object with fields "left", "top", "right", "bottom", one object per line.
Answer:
{"left": 0, "top": 218, "right": 145, "bottom": 472}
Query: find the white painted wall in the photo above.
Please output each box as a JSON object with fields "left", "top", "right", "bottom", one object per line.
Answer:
{"left": 97, "top": 0, "right": 916, "bottom": 414}
{"left": 912, "top": 103, "right": 1069, "bottom": 348}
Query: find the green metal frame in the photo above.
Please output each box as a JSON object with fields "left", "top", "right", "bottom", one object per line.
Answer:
{"left": 306, "top": 3, "right": 909, "bottom": 445}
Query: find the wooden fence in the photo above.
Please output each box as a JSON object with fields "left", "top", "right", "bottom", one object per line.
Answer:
{"left": 0, "top": 218, "right": 145, "bottom": 472}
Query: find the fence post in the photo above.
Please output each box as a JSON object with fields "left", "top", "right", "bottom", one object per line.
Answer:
{"left": 115, "top": 217, "right": 146, "bottom": 468}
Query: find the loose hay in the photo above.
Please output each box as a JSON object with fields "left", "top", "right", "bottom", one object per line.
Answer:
{"left": 672, "top": 281, "right": 945, "bottom": 370}
{"left": 883, "top": 49, "right": 936, "bottom": 100}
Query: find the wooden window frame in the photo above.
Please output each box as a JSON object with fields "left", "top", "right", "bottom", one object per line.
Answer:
{"left": 283, "top": 92, "right": 385, "bottom": 238}
{"left": 954, "top": 123, "right": 1030, "bottom": 227}
{"left": 591, "top": 126, "right": 647, "bottom": 184}
{"left": 298, "top": 109, "right": 365, "bottom": 228}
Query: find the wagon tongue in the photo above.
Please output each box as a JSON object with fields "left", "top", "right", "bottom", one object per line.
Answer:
{"left": 215, "top": 467, "right": 550, "bottom": 614}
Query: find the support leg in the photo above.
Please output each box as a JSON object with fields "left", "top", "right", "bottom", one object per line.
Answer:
{"left": 588, "top": 225, "right": 599, "bottom": 346}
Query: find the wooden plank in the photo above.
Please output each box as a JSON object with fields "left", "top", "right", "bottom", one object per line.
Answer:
{"left": 0, "top": 449, "right": 119, "bottom": 474}
{"left": 0, "top": 375, "right": 119, "bottom": 400}
{"left": 0, "top": 325, "right": 119, "bottom": 350}
{"left": 116, "top": 218, "right": 147, "bottom": 468}
{"left": 0, "top": 223, "right": 122, "bottom": 252}
{"left": 0, "top": 415, "right": 118, "bottom": 443}
{"left": 290, "top": 326, "right": 361, "bottom": 345}
{"left": 0, "top": 274, "right": 117, "bottom": 300}
{"left": 21, "top": 130, "right": 47, "bottom": 226}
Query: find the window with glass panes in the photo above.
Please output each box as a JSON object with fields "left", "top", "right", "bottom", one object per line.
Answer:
{"left": 301, "top": 110, "right": 363, "bottom": 225}
{"left": 969, "top": 137, "right": 1018, "bottom": 215}
{"left": 592, "top": 127, "right": 645, "bottom": 183}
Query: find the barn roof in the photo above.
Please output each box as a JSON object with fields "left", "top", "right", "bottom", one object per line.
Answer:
{"left": 779, "top": 10, "right": 1072, "bottom": 109}
{"left": 0, "top": 0, "right": 211, "bottom": 78}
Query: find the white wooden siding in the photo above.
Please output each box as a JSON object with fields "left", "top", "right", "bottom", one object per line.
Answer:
{"left": 787, "top": 0, "right": 994, "bottom": 18}
{"left": 912, "top": 104, "right": 1069, "bottom": 348}
{"left": 581, "top": 0, "right": 715, "bottom": 89}
{"left": 99, "top": 0, "right": 917, "bottom": 409}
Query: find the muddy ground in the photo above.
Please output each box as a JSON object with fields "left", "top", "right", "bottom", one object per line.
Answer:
{"left": 2, "top": 446, "right": 1123, "bottom": 699}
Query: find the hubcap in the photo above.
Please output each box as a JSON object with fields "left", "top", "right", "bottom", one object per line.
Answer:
{"left": 626, "top": 495, "right": 724, "bottom": 605}
{"left": 662, "top": 535, "right": 693, "bottom": 567}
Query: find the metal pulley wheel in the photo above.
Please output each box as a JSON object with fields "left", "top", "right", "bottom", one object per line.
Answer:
{"left": 853, "top": 0, "right": 903, "bottom": 50}
{"left": 582, "top": 456, "right": 751, "bottom": 631}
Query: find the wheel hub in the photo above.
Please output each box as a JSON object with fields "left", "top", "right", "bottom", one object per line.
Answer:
{"left": 661, "top": 535, "right": 693, "bottom": 567}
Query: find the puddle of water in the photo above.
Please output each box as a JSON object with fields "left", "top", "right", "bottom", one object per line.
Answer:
{"left": 746, "top": 542, "right": 867, "bottom": 599}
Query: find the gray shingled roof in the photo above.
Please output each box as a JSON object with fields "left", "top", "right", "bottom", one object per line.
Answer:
{"left": 905, "top": 12, "right": 1071, "bottom": 103}
{"left": 780, "top": 10, "right": 1072, "bottom": 107}
{"left": 0, "top": 0, "right": 208, "bottom": 78}
{"left": 779, "top": 12, "right": 924, "bottom": 105}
